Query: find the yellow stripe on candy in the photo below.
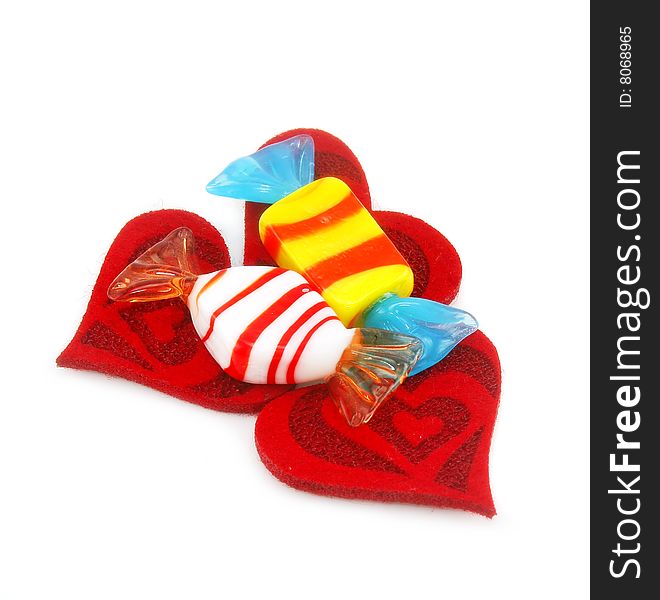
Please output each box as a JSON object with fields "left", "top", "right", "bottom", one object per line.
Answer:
{"left": 271, "top": 209, "right": 383, "bottom": 271}
{"left": 323, "top": 265, "right": 414, "bottom": 326}
{"left": 258, "top": 178, "right": 349, "bottom": 227}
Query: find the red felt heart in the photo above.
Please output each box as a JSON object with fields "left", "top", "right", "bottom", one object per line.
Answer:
{"left": 248, "top": 129, "right": 500, "bottom": 515}
{"left": 243, "top": 129, "right": 462, "bottom": 306}
{"left": 57, "top": 209, "right": 293, "bottom": 412}
{"left": 255, "top": 329, "right": 500, "bottom": 516}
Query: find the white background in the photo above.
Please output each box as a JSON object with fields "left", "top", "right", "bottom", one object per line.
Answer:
{"left": 0, "top": 1, "right": 589, "bottom": 599}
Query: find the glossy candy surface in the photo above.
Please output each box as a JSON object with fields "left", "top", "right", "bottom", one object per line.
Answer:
{"left": 259, "top": 177, "right": 414, "bottom": 326}
{"left": 327, "top": 328, "right": 424, "bottom": 427}
{"left": 361, "top": 294, "right": 478, "bottom": 375}
{"left": 205, "top": 134, "right": 478, "bottom": 380}
{"left": 206, "top": 135, "right": 314, "bottom": 204}
{"left": 189, "top": 266, "right": 351, "bottom": 384}
{"left": 108, "top": 228, "right": 422, "bottom": 426}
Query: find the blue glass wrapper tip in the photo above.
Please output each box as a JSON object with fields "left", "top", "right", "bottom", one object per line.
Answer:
{"left": 361, "top": 295, "right": 478, "bottom": 376}
{"left": 206, "top": 135, "right": 315, "bottom": 204}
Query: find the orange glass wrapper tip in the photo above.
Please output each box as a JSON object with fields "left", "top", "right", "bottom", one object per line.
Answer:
{"left": 107, "top": 228, "right": 199, "bottom": 302}
{"left": 326, "top": 329, "right": 423, "bottom": 427}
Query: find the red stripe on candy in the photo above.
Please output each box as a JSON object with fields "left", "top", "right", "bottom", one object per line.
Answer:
{"left": 262, "top": 227, "right": 283, "bottom": 260}
{"left": 305, "top": 235, "right": 408, "bottom": 290}
{"left": 262, "top": 193, "right": 361, "bottom": 259}
{"left": 285, "top": 315, "right": 339, "bottom": 384}
{"left": 225, "top": 283, "right": 312, "bottom": 381}
{"left": 195, "top": 269, "right": 227, "bottom": 310}
{"left": 266, "top": 301, "right": 328, "bottom": 384}
{"left": 200, "top": 268, "right": 286, "bottom": 343}
{"left": 275, "top": 194, "right": 361, "bottom": 240}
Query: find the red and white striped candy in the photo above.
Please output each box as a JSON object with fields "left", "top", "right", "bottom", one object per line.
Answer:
{"left": 187, "top": 266, "right": 355, "bottom": 385}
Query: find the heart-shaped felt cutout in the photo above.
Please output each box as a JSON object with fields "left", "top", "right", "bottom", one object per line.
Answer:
{"left": 247, "top": 130, "right": 499, "bottom": 515}
{"left": 57, "top": 209, "right": 293, "bottom": 412}
{"left": 255, "top": 329, "right": 500, "bottom": 516}
{"left": 243, "top": 129, "right": 462, "bottom": 306}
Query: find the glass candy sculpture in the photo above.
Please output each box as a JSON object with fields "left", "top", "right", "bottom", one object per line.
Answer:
{"left": 259, "top": 176, "right": 414, "bottom": 327}
{"left": 206, "top": 135, "right": 479, "bottom": 376}
{"left": 107, "top": 227, "right": 423, "bottom": 426}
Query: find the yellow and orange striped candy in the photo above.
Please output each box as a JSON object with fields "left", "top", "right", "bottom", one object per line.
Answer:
{"left": 258, "top": 177, "right": 414, "bottom": 326}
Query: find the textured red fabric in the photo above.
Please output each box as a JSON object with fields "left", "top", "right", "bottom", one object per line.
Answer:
{"left": 255, "top": 330, "right": 500, "bottom": 517}
{"left": 57, "top": 209, "right": 292, "bottom": 412}
{"left": 58, "top": 129, "right": 500, "bottom": 515}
